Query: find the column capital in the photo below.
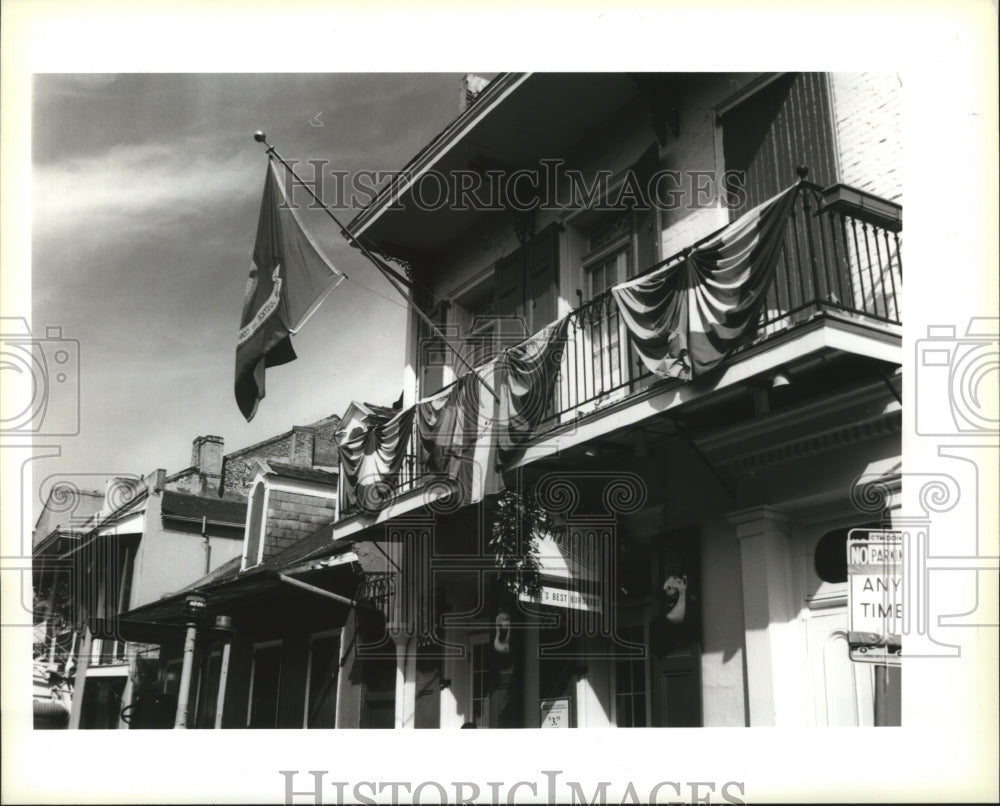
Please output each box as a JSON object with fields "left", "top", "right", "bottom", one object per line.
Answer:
{"left": 725, "top": 505, "right": 792, "bottom": 537}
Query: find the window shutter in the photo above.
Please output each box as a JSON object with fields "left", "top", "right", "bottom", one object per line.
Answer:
{"left": 493, "top": 225, "right": 560, "bottom": 336}
{"left": 526, "top": 227, "right": 559, "bottom": 331}
{"left": 418, "top": 302, "right": 448, "bottom": 397}
{"left": 722, "top": 72, "right": 838, "bottom": 213}
{"left": 631, "top": 143, "right": 661, "bottom": 274}
{"left": 493, "top": 250, "right": 524, "bottom": 322}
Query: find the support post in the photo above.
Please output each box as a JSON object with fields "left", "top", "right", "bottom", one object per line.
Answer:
{"left": 174, "top": 624, "right": 198, "bottom": 729}
{"left": 67, "top": 626, "right": 93, "bottom": 730}
{"left": 173, "top": 594, "right": 207, "bottom": 729}
{"left": 214, "top": 640, "right": 232, "bottom": 729}
{"left": 726, "top": 506, "right": 808, "bottom": 727}
{"left": 394, "top": 635, "right": 417, "bottom": 729}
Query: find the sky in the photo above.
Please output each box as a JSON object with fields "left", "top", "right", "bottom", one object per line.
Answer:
{"left": 31, "top": 73, "right": 465, "bottom": 501}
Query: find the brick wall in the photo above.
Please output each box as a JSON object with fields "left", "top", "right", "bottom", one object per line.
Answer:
{"left": 290, "top": 428, "right": 315, "bottom": 467}
{"left": 829, "top": 72, "right": 903, "bottom": 203}
{"left": 220, "top": 435, "right": 293, "bottom": 497}
{"left": 262, "top": 489, "right": 337, "bottom": 561}
{"left": 220, "top": 415, "right": 342, "bottom": 497}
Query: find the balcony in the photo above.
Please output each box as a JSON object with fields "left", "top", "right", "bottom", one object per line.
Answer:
{"left": 339, "top": 180, "right": 902, "bottom": 518}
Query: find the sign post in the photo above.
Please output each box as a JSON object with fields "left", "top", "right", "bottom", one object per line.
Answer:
{"left": 847, "top": 529, "right": 903, "bottom": 665}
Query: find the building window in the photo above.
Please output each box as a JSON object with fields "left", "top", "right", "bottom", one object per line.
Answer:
{"left": 243, "top": 482, "right": 266, "bottom": 569}
{"left": 614, "top": 624, "right": 649, "bottom": 727}
{"left": 584, "top": 241, "right": 632, "bottom": 396}
{"left": 304, "top": 631, "right": 341, "bottom": 729}
{"left": 247, "top": 641, "right": 282, "bottom": 728}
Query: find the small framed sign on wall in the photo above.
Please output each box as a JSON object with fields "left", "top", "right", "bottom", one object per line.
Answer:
{"left": 540, "top": 696, "right": 572, "bottom": 728}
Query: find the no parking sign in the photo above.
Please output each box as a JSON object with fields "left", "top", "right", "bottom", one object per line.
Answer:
{"left": 847, "top": 529, "right": 903, "bottom": 664}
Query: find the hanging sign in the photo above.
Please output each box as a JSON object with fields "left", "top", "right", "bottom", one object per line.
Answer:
{"left": 520, "top": 585, "right": 602, "bottom": 612}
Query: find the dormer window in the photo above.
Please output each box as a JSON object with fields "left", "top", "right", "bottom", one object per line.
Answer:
{"left": 239, "top": 461, "right": 338, "bottom": 571}
{"left": 242, "top": 481, "right": 267, "bottom": 570}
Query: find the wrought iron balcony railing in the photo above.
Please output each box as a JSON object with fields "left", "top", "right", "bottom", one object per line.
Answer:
{"left": 340, "top": 180, "right": 902, "bottom": 516}
{"left": 556, "top": 180, "right": 902, "bottom": 418}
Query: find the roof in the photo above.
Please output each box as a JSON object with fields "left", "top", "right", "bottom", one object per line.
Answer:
{"left": 266, "top": 462, "right": 338, "bottom": 485}
{"left": 176, "top": 553, "right": 244, "bottom": 590}
{"left": 345, "top": 73, "right": 644, "bottom": 253}
{"left": 264, "top": 521, "right": 343, "bottom": 569}
{"left": 305, "top": 412, "right": 342, "bottom": 430}
{"left": 166, "top": 510, "right": 346, "bottom": 602}
{"left": 126, "top": 533, "right": 358, "bottom": 627}
{"left": 160, "top": 491, "right": 247, "bottom": 525}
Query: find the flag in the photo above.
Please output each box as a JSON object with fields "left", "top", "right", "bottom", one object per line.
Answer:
{"left": 612, "top": 184, "right": 798, "bottom": 380}
{"left": 235, "top": 161, "right": 344, "bottom": 421}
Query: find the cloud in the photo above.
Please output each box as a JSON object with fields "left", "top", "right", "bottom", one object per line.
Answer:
{"left": 33, "top": 136, "right": 258, "bottom": 241}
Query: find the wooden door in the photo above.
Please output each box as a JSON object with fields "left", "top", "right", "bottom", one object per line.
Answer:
{"left": 650, "top": 644, "right": 702, "bottom": 727}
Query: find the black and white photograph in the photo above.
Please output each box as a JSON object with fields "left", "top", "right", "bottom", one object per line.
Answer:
{"left": 1, "top": 3, "right": 997, "bottom": 804}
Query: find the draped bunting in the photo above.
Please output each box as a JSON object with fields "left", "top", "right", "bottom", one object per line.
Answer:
{"left": 344, "top": 316, "right": 570, "bottom": 513}
{"left": 338, "top": 407, "right": 415, "bottom": 513}
{"left": 338, "top": 185, "right": 795, "bottom": 513}
{"left": 497, "top": 316, "right": 571, "bottom": 457}
{"left": 611, "top": 185, "right": 798, "bottom": 380}
{"left": 415, "top": 358, "right": 504, "bottom": 506}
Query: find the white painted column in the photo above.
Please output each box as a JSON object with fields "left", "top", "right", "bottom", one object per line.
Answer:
{"left": 574, "top": 639, "right": 611, "bottom": 728}
{"left": 521, "top": 627, "right": 539, "bottom": 728}
{"left": 727, "top": 506, "right": 808, "bottom": 727}
{"left": 394, "top": 635, "right": 417, "bottom": 729}
{"left": 439, "top": 624, "right": 462, "bottom": 728}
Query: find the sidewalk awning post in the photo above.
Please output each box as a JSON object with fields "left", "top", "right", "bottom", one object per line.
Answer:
{"left": 214, "top": 638, "right": 232, "bottom": 730}
{"left": 173, "top": 594, "right": 207, "bottom": 729}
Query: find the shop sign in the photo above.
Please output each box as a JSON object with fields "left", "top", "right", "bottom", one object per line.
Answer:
{"left": 520, "top": 585, "right": 602, "bottom": 612}
{"left": 847, "top": 529, "right": 903, "bottom": 665}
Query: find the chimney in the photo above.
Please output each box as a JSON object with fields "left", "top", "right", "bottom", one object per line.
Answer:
{"left": 290, "top": 427, "right": 315, "bottom": 467}
{"left": 144, "top": 468, "right": 167, "bottom": 492}
{"left": 459, "top": 74, "right": 490, "bottom": 113}
{"left": 191, "top": 436, "right": 224, "bottom": 477}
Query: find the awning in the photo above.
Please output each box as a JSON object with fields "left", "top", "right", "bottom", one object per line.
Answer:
{"left": 117, "top": 561, "right": 364, "bottom": 638}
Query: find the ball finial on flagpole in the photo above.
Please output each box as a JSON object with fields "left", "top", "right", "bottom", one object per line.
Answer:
{"left": 253, "top": 131, "right": 267, "bottom": 143}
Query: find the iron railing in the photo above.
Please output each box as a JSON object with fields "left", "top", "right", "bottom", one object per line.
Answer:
{"left": 554, "top": 181, "right": 902, "bottom": 419}
{"left": 340, "top": 180, "right": 902, "bottom": 515}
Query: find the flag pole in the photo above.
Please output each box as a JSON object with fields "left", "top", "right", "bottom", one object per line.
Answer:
{"left": 253, "top": 132, "right": 499, "bottom": 402}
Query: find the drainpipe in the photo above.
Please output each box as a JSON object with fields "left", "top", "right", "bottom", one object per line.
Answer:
{"left": 202, "top": 516, "right": 211, "bottom": 575}
{"left": 173, "top": 594, "right": 207, "bottom": 729}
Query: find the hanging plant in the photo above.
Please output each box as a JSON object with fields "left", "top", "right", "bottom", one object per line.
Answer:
{"left": 489, "top": 485, "right": 561, "bottom": 597}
